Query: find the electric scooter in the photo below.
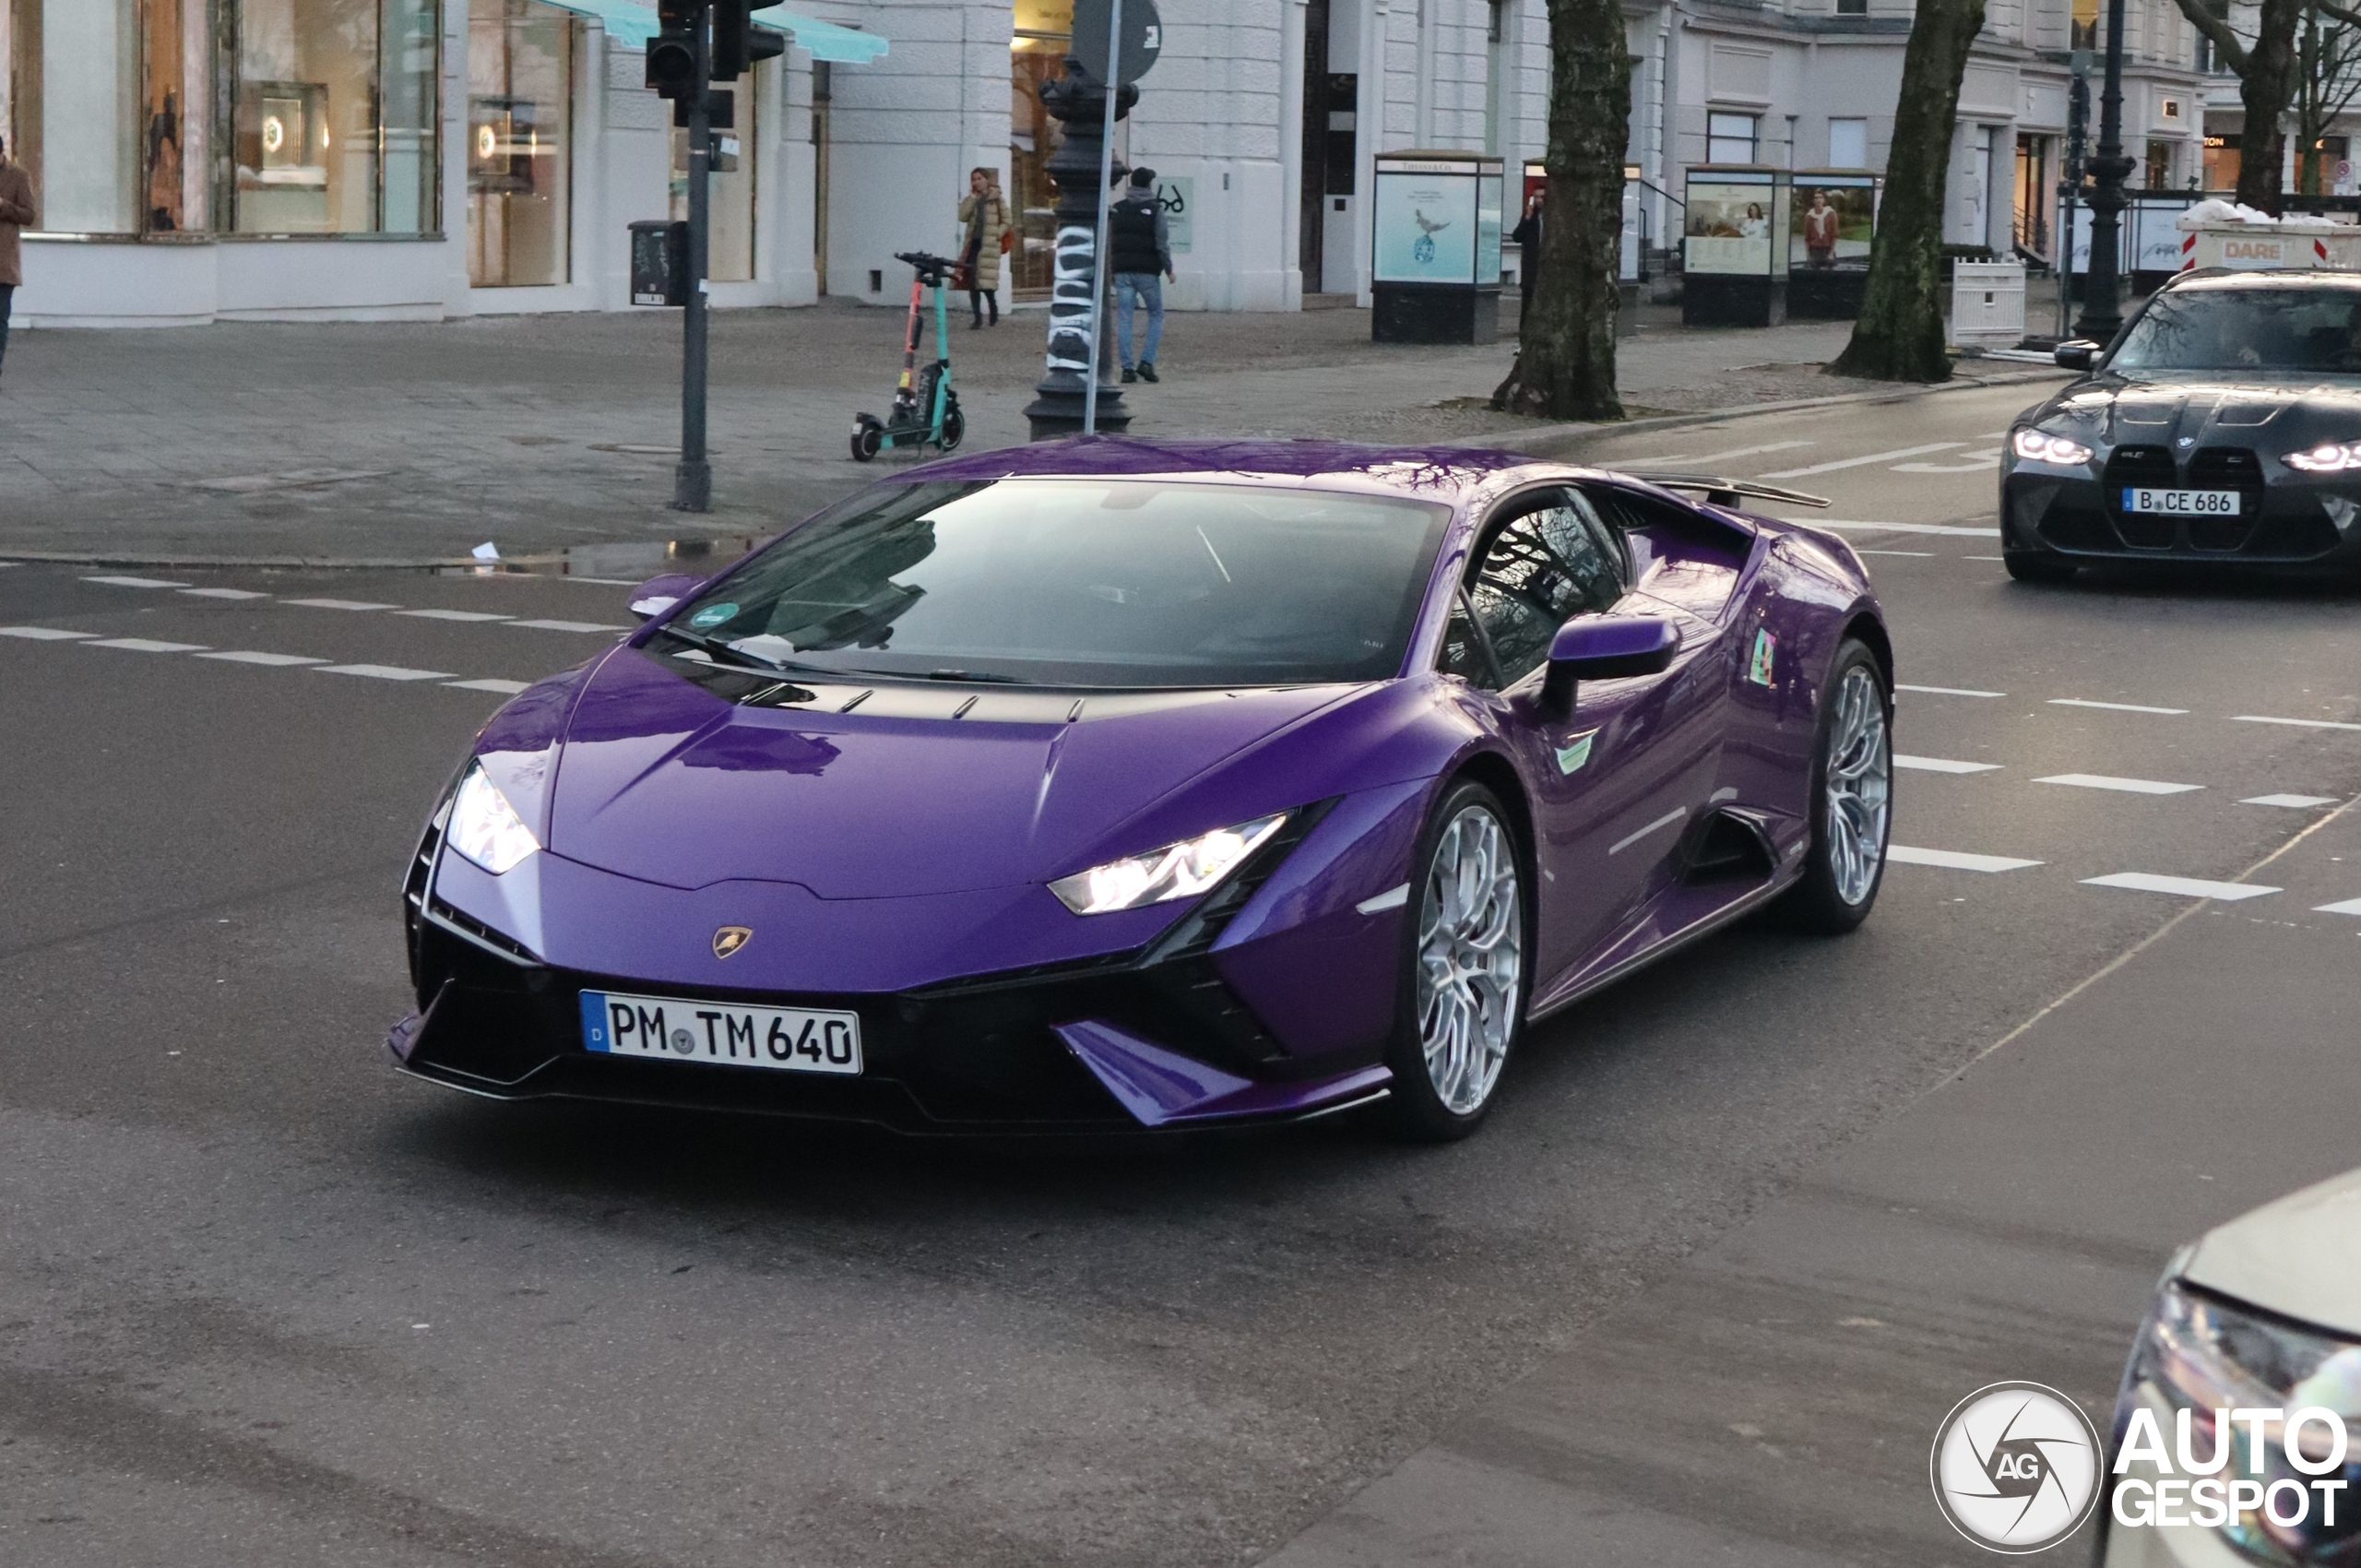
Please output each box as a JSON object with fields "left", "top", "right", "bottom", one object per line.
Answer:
{"left": 851, "top": 250, "right": 966, "bottom": 461}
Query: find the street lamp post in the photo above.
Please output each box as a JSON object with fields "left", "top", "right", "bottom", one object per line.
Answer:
{"left": 1023, "top": 70, "right": 1136, "bottom": 440}
{"left": 2075, "top": 0, "right": 2136, "bottom": 341}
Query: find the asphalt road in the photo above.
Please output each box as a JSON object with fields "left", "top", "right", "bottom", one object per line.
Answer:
{"left": 6, "top": 382, "right": 2361, "bottom": 1567}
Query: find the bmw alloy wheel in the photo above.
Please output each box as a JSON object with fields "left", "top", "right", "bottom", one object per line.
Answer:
{"left": 1822, "top": 663, "right": 1892, "bottom": 907}
{"left": 1416, "top": 804, "right": 1524, "bottom": 1116}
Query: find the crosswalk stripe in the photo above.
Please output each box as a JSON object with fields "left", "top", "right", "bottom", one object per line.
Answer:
{"left": 2242, "top": 793, "right": 2338, "bottom": 809}
{"left": 1760, "top": 443, "right": 1965, "bottom": 477}
{"left": 509, "top": 618, "right": 627, "bottom": 633}
{"left": 2048, "top": 698, "right": 2189, "bottom": 715}
{"left": 1897, "top": 683, "right": 2005, "bottom": 697}
{"left": 1896, "top": 755, "right": 2001, "bottom": 774}
{"left": 2035, "top": 773, "right": 2203, "bottom": 795}
{"left": 85, "top": 637, "right": 208, "bottom": 653}
{"left": 197, "top": 651, "right": 329, "bottom": 667}
{"left": 1888, "top": 846, "right": 2044, "bottom": 873}
{"left": 283, "top": 598, "right": 397, "bottom": 612}
{"left": 2234, "top": 714, "right": 2361, "bottom": 732}
{"left": 397, "top": 609, "right": 512, "bottom": 624}
{"left": 0, "top": 626, "right": 95, "bottom": 640}
{"left": 314, "top": 664, "right": 456, "bottom": 681}
{"left": 2082, "top": 873, "right": 2280, "bottom": 900}
{"left": 446, "top": 678, "right": 533, "bottom": 694}
{"left": 82, "top": 575, "right": 188, "bottom": 588}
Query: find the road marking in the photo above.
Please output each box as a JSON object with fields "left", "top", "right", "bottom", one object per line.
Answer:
{"left": 1608, "top": 807, "right": 1688, "bottom": 856}
{"left": 2314, "top": 897, "right": 2361, "bottom": 915}
{"left": 1897, "top": 683, "right": 2005, "bottom": 697}
{"left": 2082, "top": 872, "right": 2281, "bottom": 900}
{"left": 2233, "top": 714, "right": 2361, "bottom": 733}
{"left": 1812, "top": 520, "right": 2001, "bottom": 538}
{"left": 1896, "top": 754, "right": 2001, "bottom": 774}
{"left": 85, "top": 637, "right": 209, "bottom": 653}
{"left": 1889, "top": 846, "right": 2044, "bottom": 873}
{"left": 509, "top": 618, "right": 626, "bottom": 633}
{"left": 2047, "top": 697, "right": 2189, "bottom": 715}
{"left": 2242, "top": 793, "right": 2339, "bottom": 808}
{"left": 1964, "top": 554, "right": 2007, "bottom": 562}
{"left": 283, "top": 598, "right": 397, "bottom": 612}
{"left": 1857, "top": 549, "right": 1934, "bottom": 557}
{"left": 197, "top": 650, "right": 330, "bottom": 667}
{"left": 0, "top": 626, "right": 95, "bottom": 640}
{"left": 1892, "top": 445, "right": 2003, "bottom": 474}
{"left": 179, "top": 587, "right": 271, "bottom": 600}
{"left": 447, "top": 677, "right": 533, "bottom": 694}
{"left": 397, "top": 609, "right": 512, "bottom": 624}
{"left": 1355, "top": 884, "right": 1411, "bottom": 915}
{"left": 314, "top": 663, "right": 456, "bottom": 681}
{"left": 2035, "top": 773, "right": 2203, "bottom": 795}
{"left": 83, "top": 575, "right": 188, "bottom": 588}
{"left": 1760, "top": 443, "right": 1967, "bottom": 478}
{"left": 1624, "top": 439, "right": 1816, "bottom": 468}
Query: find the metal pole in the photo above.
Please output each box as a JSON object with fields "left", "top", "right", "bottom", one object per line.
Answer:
{"left": 1082, "top": 0, "right": 1123, "bottom": 436}
{"left": 2075, "top": 0, "right": 2132, "bottom": 341}
{"left": 2058, "top": 60, "right": 2088, "bottom": 340}
{"left": 673, "top": 4, "right": 714, "bottom": 512}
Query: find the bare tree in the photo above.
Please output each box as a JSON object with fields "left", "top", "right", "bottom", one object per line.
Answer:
{"left": 1828, "top": 0, "right": 1987, "bottom": 383}
{"left": 2176, "top": 0, "right": 2308, "bottom": 211}
{"left": 2297, "top": 1, "right": 2361, "bottom": 193}
{"left": 1491, "top": 0, "right": 1631, "bottom": 421}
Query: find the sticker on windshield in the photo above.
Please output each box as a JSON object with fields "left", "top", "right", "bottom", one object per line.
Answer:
{"left": 688, "top": 602, "right": 739, "bottom": 630}
{"left": 1748, "top": 628, "right": 1778, "bottom": 686}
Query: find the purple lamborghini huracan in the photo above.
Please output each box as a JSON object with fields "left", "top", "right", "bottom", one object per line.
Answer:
{"left": 390, "top": 439, "right": 1892, "bottom": 1141}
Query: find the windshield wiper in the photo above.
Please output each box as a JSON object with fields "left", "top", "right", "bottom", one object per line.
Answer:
{"left": 917, "top": 668, "right": 1026, "bottom": 683}
{"left": 658, "top": 625, "right": 840, "bottom": 678}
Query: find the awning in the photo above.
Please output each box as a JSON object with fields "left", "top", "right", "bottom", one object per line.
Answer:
{"left": 538, "top": 1, "right": 885, "bottom": 64}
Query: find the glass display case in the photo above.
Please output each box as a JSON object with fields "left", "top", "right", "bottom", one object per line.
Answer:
{"left": 1787, "top": 171, "right": 1879, "bottom": 319}
{"left": 1682, "top": 165, "right": 1790, "bottom": 327}
{"left": 1371, "top": 149, "right": 1504, "bottom": 344}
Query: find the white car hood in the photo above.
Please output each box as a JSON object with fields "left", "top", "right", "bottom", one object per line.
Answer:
{"left": 2180, "top": 1164, "right": 2361, "bottom": 1338}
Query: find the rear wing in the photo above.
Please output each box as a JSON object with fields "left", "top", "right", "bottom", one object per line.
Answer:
{"left": 1625, "top": 473, "right": 1832, "bottom": 511}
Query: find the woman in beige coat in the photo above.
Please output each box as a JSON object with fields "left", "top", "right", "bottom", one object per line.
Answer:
{"left": 956, "top": 168, "right": 1010, "bottom": 327}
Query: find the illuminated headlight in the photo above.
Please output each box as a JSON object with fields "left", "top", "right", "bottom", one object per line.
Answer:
{"left": 1049, "top": 813, "right": 1287, "bottom": 915}
{"left": 2114, "top": 1277, "right": 2361, "bottom": 1561}
{"left": 446, "top": 764, "right": 540, "bottom": 875}
{"left": 2284, "top": 441, "right": 2361, "bottom": 473}
{"left": 2011, "top": 426, "right": 2094, "bottom": 466}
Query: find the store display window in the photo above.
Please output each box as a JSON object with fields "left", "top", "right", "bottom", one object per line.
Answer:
{"left": 6, "top": 0, "right": 146, "bottom": 233}
{"left": 469, "top": 0, "right": 574, "bottom": 286}
{"left": 231, "top": 0, "right": 440, "bottom": 234}
{"left": 671, "top": 89, "right": 757, "bottom": 282}
{"left": 1011, "top": 0, "right": 1073, "bottom": 297}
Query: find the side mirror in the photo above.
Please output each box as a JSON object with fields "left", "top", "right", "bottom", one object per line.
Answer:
{"left": 2054, "top": 339, "right": 2097, "bottom": 372}
{"left": 1538, "top": 614, "right": 1679, "bottom": 717}
{"left": 626, "top": 573, "right": 707, "bottom": 622}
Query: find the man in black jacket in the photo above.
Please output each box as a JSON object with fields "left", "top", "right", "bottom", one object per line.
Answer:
{"left": 1108, "top": 167, "right": 1174, "bottom": 383}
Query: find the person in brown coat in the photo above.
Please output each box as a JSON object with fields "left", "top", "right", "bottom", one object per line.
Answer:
{"left": 956, "top": 167, "right": 1010, "bottom": 328}
{"left": 0, "top": 135, "right": 33, "bottom": 381}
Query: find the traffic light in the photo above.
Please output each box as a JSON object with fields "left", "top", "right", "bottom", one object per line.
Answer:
{"left": 712, "top": 0, "right": 787, "bottom": 81}
{"left": 646, "top": 0, "right": 702, "bottom": 100}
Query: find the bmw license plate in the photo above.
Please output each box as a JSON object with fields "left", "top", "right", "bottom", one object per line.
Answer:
{"left": 580, "top": 990, "right": 862, "bottom": 1075}
{"left": 2121, "top": 486, "right": 2239, "bottom": 515}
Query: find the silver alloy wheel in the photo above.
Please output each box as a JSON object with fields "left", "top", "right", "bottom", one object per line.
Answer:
{"left": 1823, "top": 664, "right": 1892, "bottom": 907}
{"left": 1416, "top": 805, "right": 1524, "bottom": 1115}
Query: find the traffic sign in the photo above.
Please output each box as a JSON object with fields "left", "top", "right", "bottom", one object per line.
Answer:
{"left": 1070, "top": 0, "right": 1161, "bottom": 86}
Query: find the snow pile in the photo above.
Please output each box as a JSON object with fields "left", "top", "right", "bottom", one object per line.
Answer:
{"left": 2177, "top": 198, "right": 2282, "bottom": 229}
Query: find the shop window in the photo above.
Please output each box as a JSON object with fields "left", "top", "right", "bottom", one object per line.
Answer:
{"left": 671, "top": 91, "right": 757, "bottom": 283}
{"left": 1012, "top": 0, "right": 1074, "bottom": 297}
{"left": 2145, "top": 139, "right": 2172, "bottom": 189}
{"left": 231, "top": 0, "right": 440, "bottom": 234}
{"left": 1834, "top": 0, "right": 1867, "bottom": 15}
{"left": 2071, "top": 0, "right": 2100, "bottom": 51}
{"left": 2202, "top": 134, "right": 2239, "bottom": 192}
{"left": 469, "top": 0, "right": 574, "bottom": 287}
{"left": 1707, "top": 113, "right": 1758, "bottom": 165}
{"left": 7, "top": 0, "right": 144, "bottom": 233}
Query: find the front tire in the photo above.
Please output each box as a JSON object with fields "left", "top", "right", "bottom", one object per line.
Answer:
{"left": 1382, "top": 781, "right": 1529, "bottom": 1143}
{"left": 1781, "top": 640, "right": 1892, "bottom": 934}
{"left": 938, "top": 402, "right": 966, "bottom": 451}
{"left": 2004, "top": 549, "right": 2077, "bottom": 584}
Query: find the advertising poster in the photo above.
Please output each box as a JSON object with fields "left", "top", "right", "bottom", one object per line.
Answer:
{"left": 1155, "top": 175, "right": 1192, "bottom": 253}
{"left": 1476, "top": 168, "right": 1503, "bottom": 285}
{"left": 1790, "top": 180, "right": 1875, "bottom": 269}
{"left": 1372, "top": 165, "right": 1477, "bottom": 283}
{"left": 1684, "top": 179, "right": 1776, "bottom": 275}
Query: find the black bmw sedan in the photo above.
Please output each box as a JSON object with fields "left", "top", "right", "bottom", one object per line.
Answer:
{"left": 2000, "top": 269, "right": 2361, "bottom": 582}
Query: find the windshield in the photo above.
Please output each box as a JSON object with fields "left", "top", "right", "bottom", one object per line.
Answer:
{"left": 2110, "top": 287, "right": 2361, "bottom": 374}
{"left": 662, "top": 479, "right": 1453, "bottom": 688}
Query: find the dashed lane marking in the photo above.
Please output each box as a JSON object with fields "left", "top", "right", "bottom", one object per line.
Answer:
{"left": 282, "top": 598, "right": 400, "bottom": 612}
{"left": 2035, "top": 773, "right": 2204, "bottom": 795}
{"left": 180, "top": 588, "right": 271, "bottom": 600}
{"left": 397, "top": 609, "right": 512, "bottom": 624}
{"left": 2243, "top": 793, "right": 2339, "bottom": 808}
{"left": 1812, "top": 521, "right": 2000, "bottom": 538}
{"left": 2235, "top": 714, "right": 2361, "bottom": 733}
{"left": 1857, "top": 549, "right": 1934, "bottom": 557}
{"left": 447, "top": 678, "right": 533, "bottom": 695}
{"left": 1760, "top": 443, "right": 1966, "bottom": 478}
{"left": 2048, "top": 698, "right": 2189, "bottom": 715}
{"left": 197, "top": 651, "right": 329, "bottom": 667}
{"left": 83, "top": 575, "right": 189, "bottom": 589}
{"left": 77, "top": 576, "right": 628, "bottom": 631}
{"left": 1889, "top": 846, "right": 2045, "bottom": 873}
{"left": 1897, "top": 683, "right": 2005, "bottom": 697}
{"left": 85, "top": 637, "right": 209, "bottom": 654}
{"left": 6, "top": 626, "right": 527, "bottom": 695}
{"left": 1964, "top": 554, "right": 2006, "bottom": 562}
{"left": 0, "top": 626, "right": 95, "bottom": 640}
{"left": 2082, "top": 873, "right": 2281, "bottom": 901}
{"left": 1895, "top": 755, "right": 2001, "bottom": 773}
{"left": 314, "top": 663, "right": 457, "bottom": 682}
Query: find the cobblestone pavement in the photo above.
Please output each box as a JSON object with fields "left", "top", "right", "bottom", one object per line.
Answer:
{"left": 0, "top": 300, "right": 2043, "bottom": 564}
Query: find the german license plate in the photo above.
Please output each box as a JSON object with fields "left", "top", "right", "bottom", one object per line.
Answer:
{"left": 579, "top": 990, "right": 862, "bottom": 1075}
{"left": 2121, "top": 487, "right": 2239, "bottom": 515}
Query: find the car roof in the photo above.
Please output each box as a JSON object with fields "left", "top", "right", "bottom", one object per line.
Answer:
{"left": 2164, "top": 267, "right": 2361, "bottom": 293}
{"left": 900, "top": 435, "right": 1543, "bottom": 504}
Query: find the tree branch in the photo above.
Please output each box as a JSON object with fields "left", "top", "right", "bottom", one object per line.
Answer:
{"left": 2171, "top": 0, "right": 2252, "bottom": 71}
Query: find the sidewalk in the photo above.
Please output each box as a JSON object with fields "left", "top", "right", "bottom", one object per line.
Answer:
{"left": 0, "top": 303, "right": 2041, "bottom": 565}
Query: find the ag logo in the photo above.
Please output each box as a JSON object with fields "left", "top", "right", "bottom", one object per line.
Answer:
{"left": 1930, "top": 1382, "right": 2103, "bottom": 1553}
{"left": 711, "top": 925, "right": 753, "bottom": 959}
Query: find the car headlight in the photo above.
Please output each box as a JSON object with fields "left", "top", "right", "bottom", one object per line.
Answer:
{"left": 446, "top": 764, "right": 540, "bottom": 875}
{"left": 2011, "top": 426, "right": 2095, "bottom": 465}
{"left": 2284, "top": 441, "right": 2361, "bottom": 473}
{"left": 2118, "top": 1277, "right": 2361, "bottom": 1562}
{"left": 1050, "top": 813, "right": 1287, "bottom": 915}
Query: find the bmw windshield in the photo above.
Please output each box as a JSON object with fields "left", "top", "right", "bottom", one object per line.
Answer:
{"left": 2110, "top": 285, "right": 2361, "bottom": 374}
{"left": 662, "top": 478, "right": 1453, "bottom": 689}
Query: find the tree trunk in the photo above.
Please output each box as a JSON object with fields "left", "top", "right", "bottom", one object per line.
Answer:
{"left": 2237, "top": 0, "right": 2308, "bottom": 211}
{"left": 1492, "top": 0, "right": 1631, "bottom": 421}
{"left": 1828, "top": 0, "right": 1986, "bottom": 383}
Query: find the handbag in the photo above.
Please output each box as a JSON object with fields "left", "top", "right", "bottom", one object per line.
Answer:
{"left": 999, "top": 228, "right": 1014, "bottom": 255}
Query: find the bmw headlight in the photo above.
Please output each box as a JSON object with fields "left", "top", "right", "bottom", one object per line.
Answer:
{"left": 2284, "top": 441, "right": 2361, "bottom": 473}
{"left": 2115, "top": 1277, "right": 2361, "bottom": 1562}
{"left": 2011, "top": 426, "right": 2095, "bottom": 466}
{"left": 446, "top": 763, "right": 540, "bottom": 875}
{"left": 1050, "top": 813, "right": 1287, "bottom": 915}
